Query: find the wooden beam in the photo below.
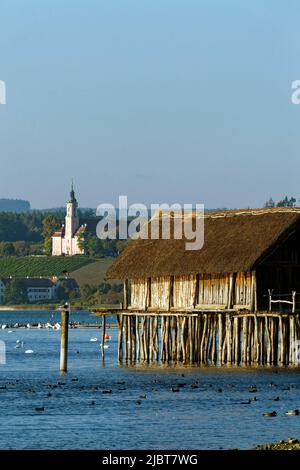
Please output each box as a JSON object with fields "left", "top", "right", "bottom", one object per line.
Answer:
{"left": 123, "top": 279, "right": 128, "bottom": 309}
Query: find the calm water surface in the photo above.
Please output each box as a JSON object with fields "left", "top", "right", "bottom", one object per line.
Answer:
{"left": 0, "top": 311, "right": 299, "bottom": 450}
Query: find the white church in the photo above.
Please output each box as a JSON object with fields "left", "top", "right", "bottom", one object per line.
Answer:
{"left": 52, "top": 184, "right": 86, "bottom": 256}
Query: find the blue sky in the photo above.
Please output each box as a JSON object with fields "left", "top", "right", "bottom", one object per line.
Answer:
{"left": 0, "top": 0, "right": 299, "bottom": 209}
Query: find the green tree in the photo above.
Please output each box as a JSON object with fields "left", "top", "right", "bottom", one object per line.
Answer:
{"left": 5, "top": 279, "right": 27, "bottom": 305}
{"left": 13, "top": 241, "right": 30, "bottom": 256}
{"left": 0, "top": 242, "right": 16, "bottom": 256}
{"left": 277, "top": 196, "right": 296, "bottom": 207}
{"left": 42, "top": 215, "right": 60, "bottom": 254}
{"left": 264, "top": 197, "right": 275, "bottom": 208}
{"left": 56, "top": 280, "right": 79, "bottom": 301}
{"left": 99, "top": 282, "right": 111, "bottom": 294}
{"left": 79, "top": 284, "right": 98, "bottom": 305}
{"left": 111, "top": 283, "right": 123, "bottom": 293}
{"left": 77, "top": 231, "right": 85, "bottom": 252}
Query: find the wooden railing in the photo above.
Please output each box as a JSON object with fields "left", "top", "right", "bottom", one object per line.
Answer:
{"left": 268, "top": 289, "right": 297, "bottom": 313}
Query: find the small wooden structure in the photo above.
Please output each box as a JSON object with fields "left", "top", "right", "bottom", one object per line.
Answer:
{"left": 105, "top": 208, "right": 300, "bottom": 366}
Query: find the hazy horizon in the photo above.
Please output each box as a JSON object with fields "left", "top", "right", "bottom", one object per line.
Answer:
{"left": 1, "top": 0, "right": 300, "bottom": 209}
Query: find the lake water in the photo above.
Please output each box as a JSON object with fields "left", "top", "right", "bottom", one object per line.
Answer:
{"left": 0, "top": 311, "right": 299, "bottom": 450}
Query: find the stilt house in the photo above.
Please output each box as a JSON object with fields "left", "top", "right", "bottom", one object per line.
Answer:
{"left": 107, "top": 208, "right": 300, "bottom": 313}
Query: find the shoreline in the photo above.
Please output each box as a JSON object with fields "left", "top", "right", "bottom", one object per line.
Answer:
{"left": 255, "top": 438, "right": 300, "bottom": 450}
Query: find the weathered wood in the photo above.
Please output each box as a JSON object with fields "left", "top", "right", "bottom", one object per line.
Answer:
{"left": 181, "top": 317, "right": 187, "bottom": 363}
{"left": 116, "top": 309, "right": 298, "bottom": 367}
{"left": 123, "top": 279, "right": 128, "bottom": 309}
{"left": 101, "top": 314, "right": 106, "bottom": 361}
{"left": 189, "top": 316, "right": 193, "bottom": 363}
{"left": 60, "top": 308, "right": 69, "bottom": 372}
{"left": 135, "top": 315, "right": 140, "bottom": 361}
{"left": 117, "top": 315, "right": 123, "bottom": 363}
{"left": 218, "top": 313, "right": 223, "bottom": 365}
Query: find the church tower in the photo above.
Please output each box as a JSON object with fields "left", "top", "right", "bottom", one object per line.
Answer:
{"left": 52, "top": 182, "right": 85, "bottom": 256}
{"left": 65, "top": 181, "right": 80, "bottom": 240}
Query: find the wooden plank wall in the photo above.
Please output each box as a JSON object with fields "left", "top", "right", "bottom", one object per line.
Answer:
{"left": 128, "top": 271, "right": 255, "bottom": 311}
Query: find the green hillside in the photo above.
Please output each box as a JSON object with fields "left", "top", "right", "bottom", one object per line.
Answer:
{"left": 0, "top": 256, "right": 94, "bottom": 277}
{"left": 70, "top": 257, "right": 116, "bottom": 286}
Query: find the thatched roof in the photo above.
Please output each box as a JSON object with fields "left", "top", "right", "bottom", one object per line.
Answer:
{"left": 106, "top": 208, "right": 300, "bottom": 279}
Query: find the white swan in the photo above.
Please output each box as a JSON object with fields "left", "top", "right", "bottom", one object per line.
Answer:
{"left": 25, "top": 349, "right": 34, "bottom": 354}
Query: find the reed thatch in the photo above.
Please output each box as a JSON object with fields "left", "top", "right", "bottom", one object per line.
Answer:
{"left": 106, "top": 208, "right": 300, "bottom": 279}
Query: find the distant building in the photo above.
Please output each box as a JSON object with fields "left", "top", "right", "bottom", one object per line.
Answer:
{"left": 0, "top": 277, "right": 79, "bottom": 304}
{"left": 24, "top": 278, "right": 56, "bottom": 303}
{"left": 52, "top": 184, "right": 86, "bottom": 256}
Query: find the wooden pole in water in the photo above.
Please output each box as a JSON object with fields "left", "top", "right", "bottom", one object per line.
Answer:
{"left": 60, "top": 305, "right": 69, "bottom": 372}
{"left": 117, "top": 314, "right": 123, "bottom": 363}
{"left": 101, "top": 315, "right": 106, "bottom": 360}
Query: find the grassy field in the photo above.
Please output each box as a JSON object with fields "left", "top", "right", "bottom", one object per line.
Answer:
{"left": 70, "top": 257, "right": 116, "bottom": 286}
{"left": 0, "top": 256, "right": 95, "bottom": 277}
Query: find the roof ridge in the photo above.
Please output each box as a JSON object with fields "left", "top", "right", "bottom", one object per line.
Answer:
{"left": 151, "top": 207, "right": 300, "bottom": 221}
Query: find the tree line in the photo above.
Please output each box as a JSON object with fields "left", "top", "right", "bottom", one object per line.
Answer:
{"left": 3, "top": 278, "right": 123, "bottom": 306}
{"left": 264, "top": 196, "right": 297, "bottom": 208}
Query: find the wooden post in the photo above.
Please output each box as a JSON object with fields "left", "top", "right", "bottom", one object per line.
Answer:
{"left": 250, "top": 272, "right": 257, "bottom": 312}
{"left": 268, "top": 289, "right": 273, "bottom": 312}
{"left": 227, "top": 274, "right": 235, "bottom": 309}
{"left": 169, "top": 276, "right": 174, "bottom": 310}
{"left": 136, "top": 315, "right": 140, "bottom": 361}
{"left": 123, "top": 279, "right": 128, "bottom": 309}
{"left": 193, "top": 274, "right": 199, "bottom": 308}
{"left": 181, "top": 317, "right": 187, "bottom": 363}
{"left": 265, "top": 316, "right": 271, "bottom": 365}
{"left": 292, "top": 291, "right": 296, "bottom": 313}
{"left": 60, "top": 306, "right": 69, "bottom": 372}
{"left": 177, "top": 316, "right": 182, "bottom": 362}
{"left": 218, "top": 313, "right": 223, "bottom": 365}
{"left": 117, "top": 314, "right": 123, "bottom": 363}
{"left": 101, "top": 315, "right": 106, "bottom": 360}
